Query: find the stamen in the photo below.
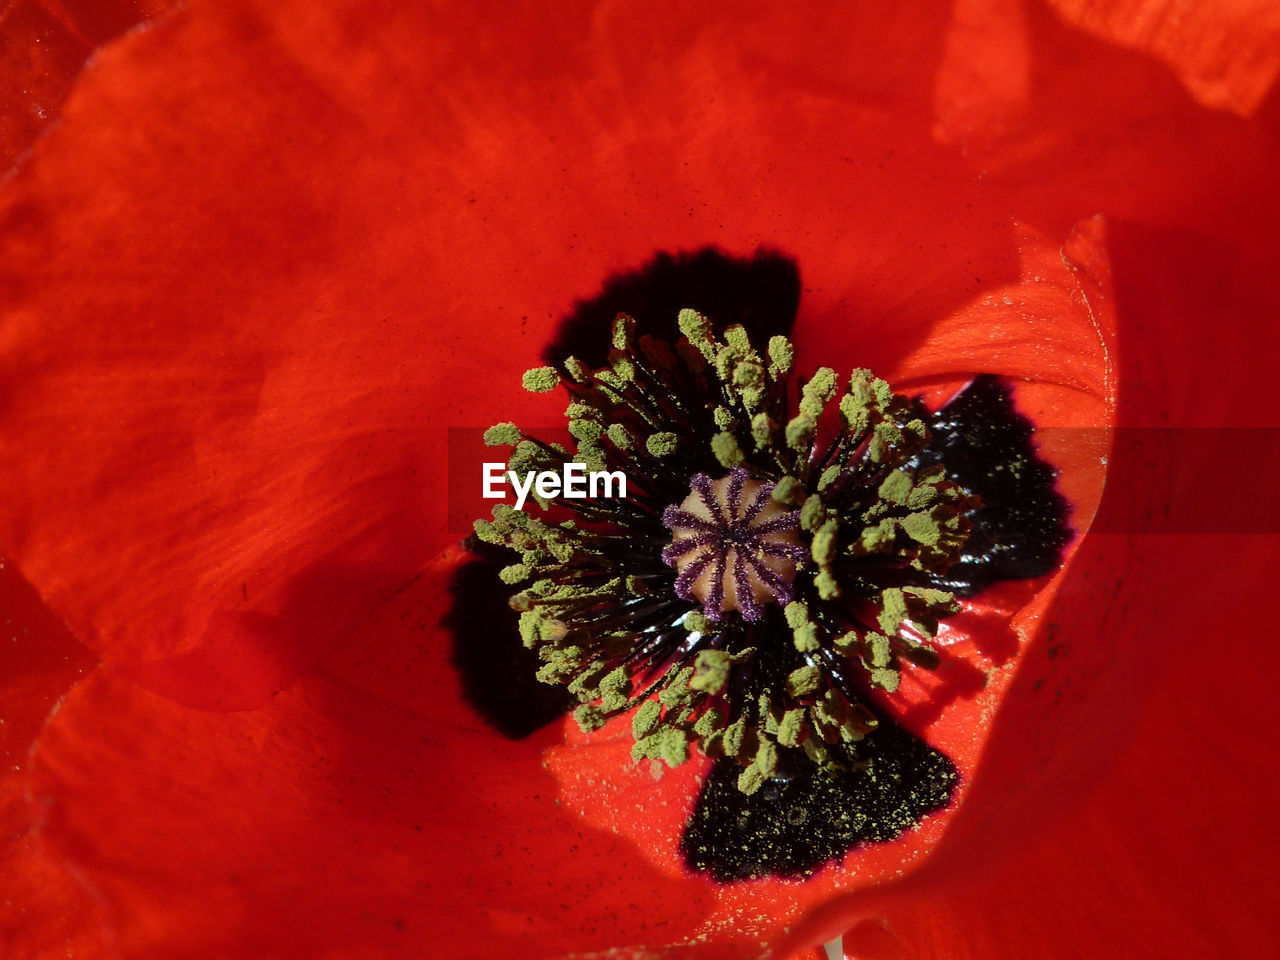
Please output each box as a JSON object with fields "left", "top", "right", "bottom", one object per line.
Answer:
{"left": 479, "top": 311, "right": 983, "bottom": 797}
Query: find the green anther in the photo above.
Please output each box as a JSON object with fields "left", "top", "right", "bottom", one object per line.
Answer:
{"left": 691, "top": 649, "right": 734, "bottom": 695}
{"left": 733, "top": 360, "right": 764, "bottom": 390}
{"left": 785, "top": 414, "right": 816, "bottom": 452}
{"left": 799, "top": 367, "right": 837, "bottom": 419}
{"left": 574, "top": 704, "right": 608, "bottom": 732}
{"left": 658, "top": 666, "right": 695, "bottom": 708}
{"left": 518, "top": 610, "right": 541, "bottom": 649}
{"left": 714, "top": 345, "right": 737, "bottom": 383}
{"left": 677, "top": 308, "right": 717, "bottom": 360}
{"left": 811, "top": 520, "right": 838, "bottom": 567}
{"left": 793, "top": 622, "right": 820, "bottom": 653}
{"left": 738, "top": 763, "right": 766, "bottom": 795}
{"left": 569, "top": 419, "right": 604, "bottom": 443}
{"left": 657, "top": 727, "right": 690, "bottom": 767}
{"left": 646, "top": 431, "right": 679, "bottom": 457}
{"left": 561, "top": 356, "right": 591, "bottom": 383}
{"left": 859, "top": 518, "right": 896, "bottom": 553}
{"left": 907, "top": 483, "right": 939, "bottom": 509}
{"left": 538, "top": 618, "right": 569, "bottom": 643}
{"left": 522, "top": 366, "right": 560, "bottom": 393}
{"left": 722, "top": 715, "right": 748, "bottom": 757}
{"left": 771, "top": 475, "right": 805, "bottom": 506}
{"left": 878, "top": 469, "right": 913, "bottom": 505}
{"left": 711, "top": 431, "right": 744, "bottom": 468}
{"left": 694, "top": 708, "right": 725, "bottom": 738}
{"left": 786, "top": 665, "right": 822, "bottom": 697}
{"left": 800, "top": 494, "right": 827, "bottom": 532}
{"left": 767, "top": 335, "right": 794, "bottom": 377}
{"left": 870, "top": 668, "right": 901, "bottom": 692}
{"left": 833, "top": 630, "right": 860, "bottom": 653}
{"left": 814, "top": 569, "right": 840, "bottom": 600}
{"left": 878, "top": 587, "right": 908, "bottom": 635}
{"left": 901, "top": 510, "right": 941, "bottom": 546}
{"left": 632, "top": 700, "right": 661, "bottom": 739}
{"left": 839, "top": 393, "right": 871, "bottom": 435}
{"left": 600, "top": 667, "right": 631, "bottom": 693}
{"left": 546, "top": 537, "right": 576, "bottom": 563}
{"left": 713, "top": 406, "right": 734, "bottom": 430}
{"left": 683, "top": 610, "right": 712, "bottom": 634}
{"left": 866, "top": 633, "right": 893, "bottom": 667}
{"left": 508, "top": 439, "right": 544, "bottom": 475}
{"left": 599, "top": 689, "right": 628, "bottom": 714}
{"left": 498, "top": 563, "right": 530, "bottom": 585}
{"left": 904, "top": 586, "right": 956, "bottom": 607}
{"left": 777, "top": 708, "right": 807, "bottom": 748}
{"left": 785, "top": 601, "right": 810, "bottom": 630}
{"left": 848, "top": 368, "right": 875, "bottom": 401}
{"left": 803, "top": 737, "right": 830, "bottom": 766}
{"left": 611, "top": 356, "right": 637, "bottom": 382}
{"left": 567, "top": 660, "right": 606, "bottom": 697}
{"left": 606, "top": 423, "right": 636, "bottom": 451}
{"left": 472, "top": 518, "right": 503, "bottom": 546}
{"left": 755, "top": 739, "right": 779, "bottom": 778}
{"left": 483, "top": 422, "right": 522, "bottom": 446}
{"left": 817, "top": 463, "right": 842, "bottom": 494}
{"left": 751, "top": 412, "right": 772, "bottom": 450}
{"left": 723, "top": 324, "right": 753, "bottom": 357}
{"left": 611, "top": 312, "right": 635, "bottom": 350}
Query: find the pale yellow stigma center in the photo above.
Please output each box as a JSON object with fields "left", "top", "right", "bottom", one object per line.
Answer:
{"left": 667, "top": 474, "right": 803, "bottom": 616}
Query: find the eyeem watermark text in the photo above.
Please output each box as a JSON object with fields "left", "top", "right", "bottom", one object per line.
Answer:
{"left": 483, "top": 462, "right": 627, "bottom": 511}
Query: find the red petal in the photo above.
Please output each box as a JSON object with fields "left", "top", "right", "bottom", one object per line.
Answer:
{"left": 0, "top": 559, "right": 108, "bottom": 957}
{"left": 1, "top": 0, "right": 1275, "bottom": 957}
{"left": 0, "top": 1, "right": 179, "bottom": 172}
{"left": 1046, "top": 0, "right": 1280, "bottom": 116}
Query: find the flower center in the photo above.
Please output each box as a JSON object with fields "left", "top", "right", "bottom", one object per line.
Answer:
{"left": 662, "top": 468, "right": 805, "bottom": 621}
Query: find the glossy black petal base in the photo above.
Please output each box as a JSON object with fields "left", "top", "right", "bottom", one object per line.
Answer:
{"left": 446, "top": 544, "right": 574, "bottom": 739}
{"left": 919, "top": 375, "right": 1072, "bottom": 595}
{"left": 681, "top": 719, "right": 957, "bottom": 882}
{"left": 542, "top": 247, "right": 801, "bottom": 369}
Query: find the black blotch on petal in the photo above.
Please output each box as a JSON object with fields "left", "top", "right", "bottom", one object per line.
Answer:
{"left": 446, "top": 543, "right": 573, "bottom": 739}
{"left": 680, "top": 720, "right": 957, "bottom": 882}
{"left": 920, "top": 375, "right": 1072, "bottom": 595}
{"left": 542, "top": 247, "right": 801, "bottom": 369}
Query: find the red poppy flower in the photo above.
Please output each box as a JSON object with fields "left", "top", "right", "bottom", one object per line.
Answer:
{"left": 2, "top": 2, "right": 1278, "bottom": 959}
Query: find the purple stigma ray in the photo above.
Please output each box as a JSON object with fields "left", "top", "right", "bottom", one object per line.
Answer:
{"left": 706, "top": 554, "right": 726, "bottom": 616}
{"left": 759, "top": 540, "right": 810, "bottom": 562}
{"left": 740, "top": 482, "right": 774, "bottom": 525}
{"left": 727, "top": 468, "right": 747, "bottom": 519}
{"left": 661, "top": 507, "right": 719, "bottom": 532}
{"left": 691, "top": 473, "right": 718, "bottom": 516}
{"left": 661, "top": 536, "right": 704, "bottom": 564}
{"left": 741, "top": 550, "right": 795, "bottom": 606}
{"left": 732, "top": 556, "right": 764, "bottom": 621}
{"left": 674, "top": 552, "right": 713, "bottom": 601}
{"left": 661, "top": 470, "right": 804, "bottom": 622}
